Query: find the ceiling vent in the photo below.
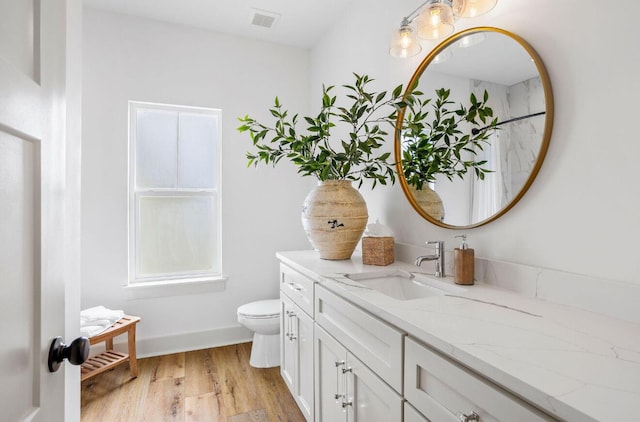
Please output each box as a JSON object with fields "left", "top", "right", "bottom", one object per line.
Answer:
{"left": 250, "top": 8, "right": 281, "bottom": 29}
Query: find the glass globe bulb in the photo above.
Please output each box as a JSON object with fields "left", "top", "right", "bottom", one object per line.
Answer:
{"left": 452, "top": 0, "right": 497, "bottom": 18}
{"left": 417, "top": 1, "right": 455, "bottom": 40}
{"left": 389, "top": 24, "right": 422, "bottom": 58}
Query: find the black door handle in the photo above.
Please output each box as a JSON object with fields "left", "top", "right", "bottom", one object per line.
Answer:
{"left": 48, "top": 336, "right": 90, "bottom": 372}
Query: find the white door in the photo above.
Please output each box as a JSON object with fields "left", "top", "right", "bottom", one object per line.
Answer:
{"left": 281, "top": 294, "right": 297, "bottom": 391}
{"left": 345, "top": 352, "right": 403, "bottom": 422}
{"left": 0, "top": 1, "right": 81, "bottom": 421}
{"left": 314, "top": 326, "right": 347, "bottom": 422}
{"left": 282, "top": 292, "right": 315, "bottom": 421}
{"left": 296, "top": 308, "right": 314, "bottom": 421}
{"left": 404, "top": 403, "right": 430, "bottom": 422}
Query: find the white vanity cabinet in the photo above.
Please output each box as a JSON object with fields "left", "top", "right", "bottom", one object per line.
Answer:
{"left": 404, "top": 337, "right": 557, "bottom": 422}
{"left": 314, "top": 284, "right": 404, "bottom": 422}
{"left": 275, "top": 251, "right": 612, "bottom": 422}
{"left": 280, "top": 264, "right": 315, "bottom": 421}
{"left": 315, "top": 325, "right": 403, "bottom": 422}
{"left": 314, "top": 284, "right": 404, "bottom": 392}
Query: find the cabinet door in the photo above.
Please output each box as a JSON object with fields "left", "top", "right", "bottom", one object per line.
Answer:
{"left": 315, "top": 326, "right": 347, "bottom": 422}
{"left": 282, "top": 293, "right": 315, "bottom": 421}
{"left": 296, "top": 307, "right": 314, "bottom": 421}
{"left": 315, "top": 285, "right": 404, "bottom": 392}
{"left": 345, "top": 352, "right": 403, "bottom": 422}
{"left": 280, "top": 294, "right": 296, "bottom": 393}
{"left": 404, "top": 402, "right": 429, "bottom": 422}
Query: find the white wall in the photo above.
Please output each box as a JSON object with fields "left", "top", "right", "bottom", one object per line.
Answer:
{"left": 82, "top": 1, "right": 640, "bottom": 352}
{"left": 81, "top": 8, "right": 312, "bottom": 354}
{"left": 311, "top": 0, "right": 640, "bottom": 287}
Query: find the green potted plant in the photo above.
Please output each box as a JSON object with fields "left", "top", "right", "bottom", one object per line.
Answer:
{"left": 397, "top": 87, "right": 498, "bottom": 220}
{"left": 238, "top": 73, "right": 412, "bottom": 259}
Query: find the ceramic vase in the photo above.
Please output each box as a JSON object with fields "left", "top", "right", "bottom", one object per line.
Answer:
{"left": 409, "top": 185, "right": 445, "bottom": 221}
{"left": 301, "top": 180, "right": 368, "bottom": 260}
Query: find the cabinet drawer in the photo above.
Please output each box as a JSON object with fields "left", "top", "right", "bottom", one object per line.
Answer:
{"left": 315, "top": 284, "right": 404, "bottom": 392}
{"left": 280, "top": 264, "right": 314, "bottom": 316}
{"left": 404, "top": 337, "right": 556, "bottom": 422}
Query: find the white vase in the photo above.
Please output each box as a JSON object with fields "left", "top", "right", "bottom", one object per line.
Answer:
{"left": 301, "top": 180, "right": 368, "bottom": 260}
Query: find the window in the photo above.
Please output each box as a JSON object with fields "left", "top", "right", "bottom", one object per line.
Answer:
{"left": 128, "top": 102, "right": 222, "bottom": 285}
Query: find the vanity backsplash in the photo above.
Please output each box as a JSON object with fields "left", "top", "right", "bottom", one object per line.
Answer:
{"left": 394, "top": 242, "right": 640, "bottom": 324}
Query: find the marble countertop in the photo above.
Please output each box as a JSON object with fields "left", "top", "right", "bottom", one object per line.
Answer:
{"left": 277, "top": 250, "right": 640, "bottom": 422}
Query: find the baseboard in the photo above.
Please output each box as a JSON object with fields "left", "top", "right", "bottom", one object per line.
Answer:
{"left": 89, "top": 324, "right": 253, "bottom": 359}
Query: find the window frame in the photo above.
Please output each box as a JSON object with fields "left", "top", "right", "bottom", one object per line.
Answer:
{"left": 127, "top": 101, "right": 223, "bottom": 286}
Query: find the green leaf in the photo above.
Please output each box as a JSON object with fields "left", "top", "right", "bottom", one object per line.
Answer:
{"left": 237, "top": 74, "right": 499, "bottom": 189}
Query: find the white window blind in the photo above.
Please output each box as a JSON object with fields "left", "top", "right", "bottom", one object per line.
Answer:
{"left": 129, "top": 102, "right": 221, "bottom": 284}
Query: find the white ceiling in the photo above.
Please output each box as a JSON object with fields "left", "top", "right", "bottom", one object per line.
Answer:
{"left": 83, "top": 0, "right": 355, "bottom": 48}
{"left": 82, "top": 1, "right": 536, "bottom": 86}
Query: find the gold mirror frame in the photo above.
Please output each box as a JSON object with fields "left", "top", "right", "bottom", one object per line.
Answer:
{"left": 395, "top": 27, "right": 554, "bottom": 229}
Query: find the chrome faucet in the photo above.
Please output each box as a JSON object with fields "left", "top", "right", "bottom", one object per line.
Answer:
{"left": 415, "top": 240, "right": 445, "bottom": 278}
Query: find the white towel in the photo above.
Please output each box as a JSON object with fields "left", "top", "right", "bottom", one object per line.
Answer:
{"left": 80, "top": 306, "right": 124, "bottom": 338}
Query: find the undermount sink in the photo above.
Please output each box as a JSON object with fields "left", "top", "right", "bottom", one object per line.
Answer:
{"left": 343, "top": 269, "right": 465, "bottom": 301}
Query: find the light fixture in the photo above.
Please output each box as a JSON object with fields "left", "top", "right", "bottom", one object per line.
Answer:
{"left": 431, "top": 47, "right": 453, "bottom": 64}
{"left": 417, "top": 0, "right": 455, "bottom": 41}
{"left": 456, "top": 32, "right": 485, "bottom": 48}
{"left": 389, "top": 0, "right": 497, "bottom": 58}
{"left": 389, "top": 18, "right": 422, "bottom": 58}
{"left": 452, "top": 0, "right": 498, "bottom": 18}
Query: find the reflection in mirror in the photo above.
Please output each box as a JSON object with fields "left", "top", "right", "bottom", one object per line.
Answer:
{"left": 400, "top": 87, "right": 498, "bottom": 221}
{"left": 395, "top": 27, "right": 553, "bottom": 228}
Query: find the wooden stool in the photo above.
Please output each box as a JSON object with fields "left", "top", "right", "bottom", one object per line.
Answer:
{"left": 81, "top": 315, "right": 141, "bottom": 382}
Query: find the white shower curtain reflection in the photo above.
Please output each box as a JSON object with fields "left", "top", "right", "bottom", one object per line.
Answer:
{"left": 471, "top": 132, "right": 503, "bottom": 222}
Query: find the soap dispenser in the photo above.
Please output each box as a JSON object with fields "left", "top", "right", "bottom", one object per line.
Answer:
{"left": 454, "top": 234, "right": 474, "bottom": 285}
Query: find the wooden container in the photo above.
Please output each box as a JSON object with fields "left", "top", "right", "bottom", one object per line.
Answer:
{"left": 454, "top": 248, "right": 475, "bottom": 285}
{"left": 362, "top": 237, "right": 394, "bottom": 266}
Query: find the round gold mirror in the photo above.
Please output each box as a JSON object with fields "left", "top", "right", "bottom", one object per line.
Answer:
{"left": 395, "top": 27, "right": 553, "bottom": 229}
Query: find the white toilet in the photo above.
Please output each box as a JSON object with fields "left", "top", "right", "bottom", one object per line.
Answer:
{"left": 237, "top": 299, "right": 281, "bottom": 368}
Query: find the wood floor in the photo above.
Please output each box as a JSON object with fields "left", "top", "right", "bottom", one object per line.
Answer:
{"left": 81, "top": 342, "right": 305, "bottom": 422}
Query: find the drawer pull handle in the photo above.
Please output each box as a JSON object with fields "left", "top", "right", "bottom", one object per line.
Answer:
{"left": 287, "top": 282, "right": 303, "bottom": 292}
{"left": 341, "top": 366, "right": 353, "bottom": 411}
{"left": 288, "top": 312, "right": 297, "bottom": 342}
{"left": 285, "top": 313, "right": 290, "bottom": 340}
{"left": 341, "top": 400, "right": 353, "bottom": 410}
{"left": 334, "top": 360, "right": 345, "bottom": 401}
{"left": 458, "top": 411, "right": 480, "bottom": 422}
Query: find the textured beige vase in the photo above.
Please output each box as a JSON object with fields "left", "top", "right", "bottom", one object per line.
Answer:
{"left": 409, "top": 185, "right": 445, "bottom": 221}
{"left": 301, "top": 180, "right": 368, "bottom": 260}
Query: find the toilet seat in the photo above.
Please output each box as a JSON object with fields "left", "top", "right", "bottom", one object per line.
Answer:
{"left": 237, "top": 299, "right": 280, "bottom": 319}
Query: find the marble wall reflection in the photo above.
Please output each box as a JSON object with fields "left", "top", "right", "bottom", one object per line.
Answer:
{"left": 471, "top": 77, "right": 544, "bottom": 205}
